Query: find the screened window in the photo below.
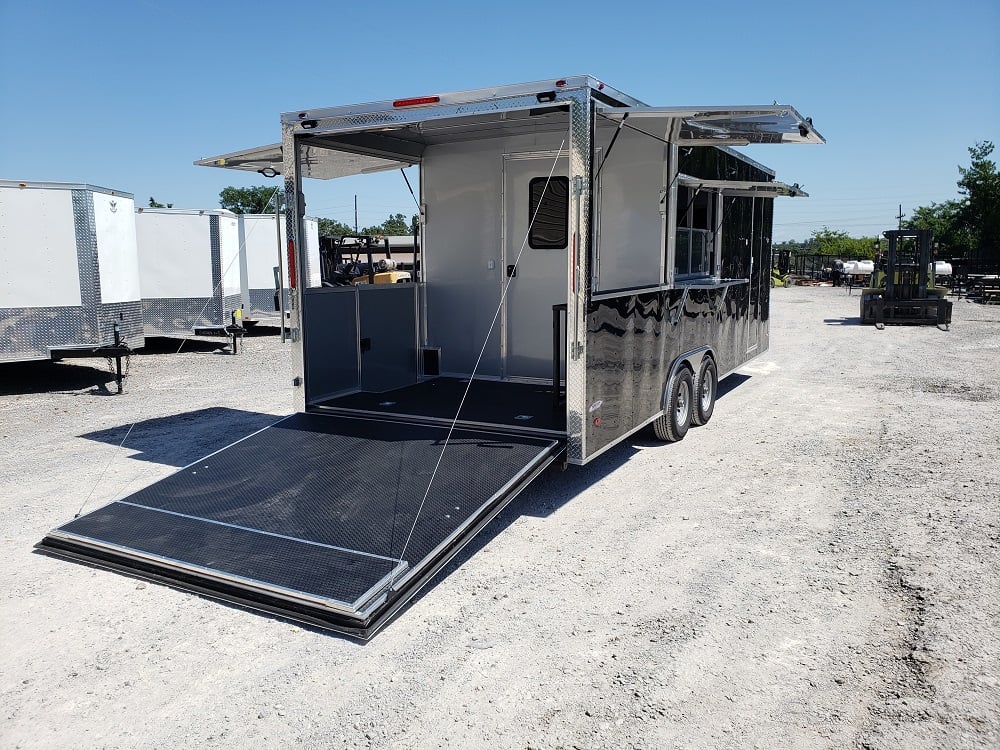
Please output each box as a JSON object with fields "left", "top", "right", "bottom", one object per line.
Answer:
{"left": 674, "top": 186, "right": 714, "bottom": 278}
{"left": 528, "top": 176, "right": 569, "bottom": 249}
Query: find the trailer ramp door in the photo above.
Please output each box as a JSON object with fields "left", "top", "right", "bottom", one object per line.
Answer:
{"left": 38, "top": 413, "right": 561, "bottom": 638}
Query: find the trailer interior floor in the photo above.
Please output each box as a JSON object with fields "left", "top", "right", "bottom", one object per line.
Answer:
{"left": 313, "top": 377, "right": 566, "bottom": 434}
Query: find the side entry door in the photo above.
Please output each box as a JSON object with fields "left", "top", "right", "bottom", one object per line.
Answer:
{"left": 503, "top": 152, "right": 569, "bottom": 381}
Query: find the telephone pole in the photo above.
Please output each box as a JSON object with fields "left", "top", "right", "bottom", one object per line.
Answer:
{"left": 896, "top": 203, "right": 905, "bottom": 230}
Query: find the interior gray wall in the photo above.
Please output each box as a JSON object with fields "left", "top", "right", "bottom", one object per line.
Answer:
{"left": 421, "top": 130, "right": 567, "bottom": 378}
{"left": 303, "top": 288, "right": 359, "bottom": 401}
{"left": 359, "top": 285, "right": 417, "bottom": 392}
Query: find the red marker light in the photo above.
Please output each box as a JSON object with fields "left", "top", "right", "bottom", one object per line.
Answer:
{"left": 287, "top": 239, "right": 297, "bottom": 288}
{"left": 555, "top": 79, "right": 567, "bottom": 87}
{"left": 593, "top": 417, "right": 601, "bottom": 426}
{"left": 392, "top": 96, "right": 440, "bottom": 108}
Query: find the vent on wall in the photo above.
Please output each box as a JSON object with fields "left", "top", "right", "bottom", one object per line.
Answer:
{"left": 422, "top": 347, "right": 441, "bottom": 377}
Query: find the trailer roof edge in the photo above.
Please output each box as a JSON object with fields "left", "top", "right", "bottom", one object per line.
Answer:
{"left": 0, "top": 180, "right": 135, "bottom": 199}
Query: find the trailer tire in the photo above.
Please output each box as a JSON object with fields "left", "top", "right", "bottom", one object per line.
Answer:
{"left": 691, "top": 357, "right": 717, "bottom": 426}
{"left": 653, "top": 368, "right": 693, "bottom": 442}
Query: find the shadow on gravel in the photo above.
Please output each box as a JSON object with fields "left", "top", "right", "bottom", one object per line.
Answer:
{"left": 138, "top": 337, "right": 231, "bottom": 355}
{"left": 245, "top": 324, "right": 286, "bottom": 337}
{"left": 824, "top": 316, "right": 862, "bottom": 326}
{"left": 717, "top": 372, "right": 751, "bottom": 398}
{"left": 80, "top": 407, "right": 283, "bottom": 466}
{"left": 61, "top": 370, "right": 759, "bottom": 643}
{"left": 0, "top": 360, "right": 117, "bottom": 396}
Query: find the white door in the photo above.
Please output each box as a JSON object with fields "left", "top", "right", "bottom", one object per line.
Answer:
{"left": 503, "top": 153, "right": 569, "bottom": 380}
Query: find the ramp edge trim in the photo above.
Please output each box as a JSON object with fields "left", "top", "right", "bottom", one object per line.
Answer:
{"left": 43, "top": 527, "right": 408, "bottom": 616}
{"left": 387, "top": 437, "right": 561, "bottom": 594}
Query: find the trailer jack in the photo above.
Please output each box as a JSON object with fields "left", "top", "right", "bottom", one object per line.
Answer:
{"left": 225, "top": 311, "right": 245, "bottom": 355}
{"left": 95, "top": 324, "right": 132, "bottom": 394}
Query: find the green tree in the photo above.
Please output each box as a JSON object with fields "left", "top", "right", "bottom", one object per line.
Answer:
{"left": 219, "top": 185, "right": 283, "bottom": 214}
{"left": 362, "top": 212, "right": 412, "bottom": 236}
{"left": 317, "top": 218, "right": 355, "bottom": 237}
{"left": 808, "top": 227, "right": 877, "bottom": 259}
{"left": 905, "top": 200, "right": 971, "bottom": 258}
{"left": 957, "top": 141, "right": 1000, "bottom": 264}
{"left": 148, "top": 197, "right": 172, "bottom": 208}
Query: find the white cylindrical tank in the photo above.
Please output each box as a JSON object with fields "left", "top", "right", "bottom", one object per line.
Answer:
{"left": 932, "top": 261, "right": 953, "bottom": 276}
{"left": 842, "top": 260, "right": 874, "bottom": 275}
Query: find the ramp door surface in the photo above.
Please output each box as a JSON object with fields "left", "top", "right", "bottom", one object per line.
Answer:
{"left": 39, "top": 412, "right": 560, "bottom": 637}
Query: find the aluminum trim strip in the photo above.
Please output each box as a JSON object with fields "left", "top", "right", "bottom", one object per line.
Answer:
{"left": 46, "top": 528, "right": 406, "bottom": 615}
{"left": 114, "top": 500, "right": 401, "bottom": 563}
{"left": 589, "top": 278, "right": 748, "bottom": 301}
{"left": 175, "top": 414, "right": 296, "bottom": 470}
{"left": 309, "top": 404, "right": 567, "bottom": 439}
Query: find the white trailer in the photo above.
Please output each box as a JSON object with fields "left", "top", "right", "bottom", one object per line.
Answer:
{"left": 134, "top": 208, "right": 242, "bottom": 335}
{"left": 237, "top": 213, "right": 319, "bottom": 325}
{"left": 0, "top": 180, "right": 144, "bottom": 365}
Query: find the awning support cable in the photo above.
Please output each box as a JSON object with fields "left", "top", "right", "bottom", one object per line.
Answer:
{"left": 593, "top": 113, "right": 627, "bottom": 182}
{"left": 176, "top": 186, "right": 280, "bottom": 354}
{"left": 75, "top": 423, "right": 135, "bottom": 518}
{"left": 596, "top": 111, "right": 673, "bottom": 147}
{"left": 392, "top": 139, "right": 567, "bottom": 575}
{"left": 400, "top": 168, "right": 419, "bottom": 209}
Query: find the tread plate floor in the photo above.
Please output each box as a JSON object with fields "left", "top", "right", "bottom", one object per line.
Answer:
{"left": 41, "top": 412, "right": 559, "bottom": 631}
{"left": 315, "top": 377, "right": 566, "bottom": 433}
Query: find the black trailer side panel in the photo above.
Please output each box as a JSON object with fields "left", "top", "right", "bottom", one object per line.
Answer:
{"left": 584, "top": 283, "right": 757, "bottom": 455}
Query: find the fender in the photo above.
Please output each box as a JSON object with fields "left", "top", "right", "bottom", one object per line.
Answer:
{"left": 661, "top": 345, "right": 714, "bottom": 412}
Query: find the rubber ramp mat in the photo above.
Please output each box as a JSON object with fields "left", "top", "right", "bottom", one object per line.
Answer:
{"left": 39, "top": 412, "right": 560, "bottom": 637}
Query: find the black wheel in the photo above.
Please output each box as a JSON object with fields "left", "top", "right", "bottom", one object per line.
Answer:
{"left": 691, "top": 357, "right": 717, "bottom": 426}
{"left": 652, "top": 368, "right": 693, "bottom": 442}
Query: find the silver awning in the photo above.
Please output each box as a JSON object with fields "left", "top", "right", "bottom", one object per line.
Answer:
{"left": 194, "top": 142, "right": 414, "bottom": 180}
{"left": 598, "top": 105, "right": 824, "bottom": 145}
{"left": 677, "top": 175, "right": 809, "bottom": 197}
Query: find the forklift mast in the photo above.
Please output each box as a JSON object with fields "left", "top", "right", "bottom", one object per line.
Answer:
{"left": 861, "top": 229, "right": 951, "bottom": 329}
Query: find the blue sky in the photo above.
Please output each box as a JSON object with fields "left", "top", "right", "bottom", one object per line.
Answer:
{"left": 1, "top": 0, "right": 997, "bottom": 242}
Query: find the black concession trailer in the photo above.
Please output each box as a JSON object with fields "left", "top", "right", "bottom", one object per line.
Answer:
{"left": 38, "top": 76, "right": 823, "bottom": 638}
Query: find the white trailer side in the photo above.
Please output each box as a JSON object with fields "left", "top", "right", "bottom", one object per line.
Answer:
{"left": 237, "top": 214, "right": 319, "bottom": 324}
{"left": 0, "top": 180, "right": 144, "bottom": 363}
{"left": 134, "top": 208, "right": 241, "bottom": 335}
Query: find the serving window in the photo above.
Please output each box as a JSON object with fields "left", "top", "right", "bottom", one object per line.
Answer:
{"left": 674, "top": 186, "right": 715, "bottom": 279}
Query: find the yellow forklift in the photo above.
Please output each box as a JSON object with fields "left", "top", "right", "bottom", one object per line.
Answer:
{"left": 771, "top": 248, "right": 791, "bottom": 287}
{"left": 859, "top": 230, "right": 951, "bottom": 329}
{"left": 327, "top": 235, "right": 412, "bottom": 285}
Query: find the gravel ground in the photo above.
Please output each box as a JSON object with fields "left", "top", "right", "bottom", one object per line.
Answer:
{"left": 1, "top": 288, "right": 998, "bottom": 750}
